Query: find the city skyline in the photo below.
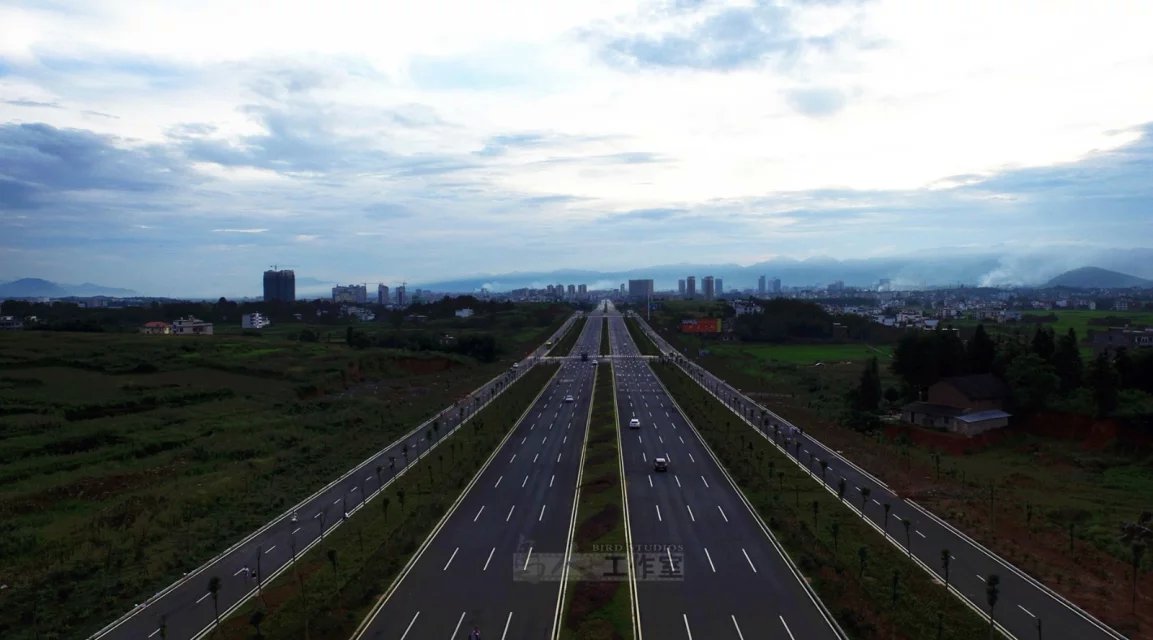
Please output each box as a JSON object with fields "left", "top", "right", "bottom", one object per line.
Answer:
{"left": 2, "top": 1, "right": 1153, "bottom": 297}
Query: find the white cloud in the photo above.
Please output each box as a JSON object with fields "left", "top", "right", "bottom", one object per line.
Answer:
{"left": 2, "top": 0, "right": 1153, "bottom": 294}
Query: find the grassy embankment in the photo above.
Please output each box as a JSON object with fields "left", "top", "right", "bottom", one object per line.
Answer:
{"left": 560, "top": 360, "right": 633, "bottom": 640}
{"left": 623, "top": 317, "right": 659, "bottom": 356}
{"left": 217, "top": 363, "right": 560, "bottom": 639}
{"left": 652, "top": 361, "right": 992, "bottom": 639}
{"left": 549, "top": 315, "right": 589, "bottom": 357}
{"left": 0, "top": 312, "right": 563, "bottom": 639}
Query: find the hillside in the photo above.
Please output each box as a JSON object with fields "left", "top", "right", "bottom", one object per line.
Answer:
{"left": 1044, "top": 267, "right": 1152, "bottom": 289}
{"left": 0, "top": 278, "right": 138, "bottom": 298}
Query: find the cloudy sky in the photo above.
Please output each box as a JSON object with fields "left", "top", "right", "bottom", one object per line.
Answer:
{"left": 2, "top": 0, "right": 1153, "bottom": 296}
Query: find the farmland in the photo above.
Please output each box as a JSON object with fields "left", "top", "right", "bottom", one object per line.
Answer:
{"left": 0, "top": 307, "right": 566, "bottom": 639}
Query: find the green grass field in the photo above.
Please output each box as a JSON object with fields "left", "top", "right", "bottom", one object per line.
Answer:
{"left": 0, "top": 312, "right": 564, "bottom": 639}
{"left": 711, "top": 342, "right": 892, "bottom": 365}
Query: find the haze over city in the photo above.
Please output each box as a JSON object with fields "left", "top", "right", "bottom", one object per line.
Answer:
{"left": 3, "top": 0, "right": 1153, "bottom": 297}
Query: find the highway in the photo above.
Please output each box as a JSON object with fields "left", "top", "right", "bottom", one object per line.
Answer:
{"left": 89, "top": 315, "right": 584, "bottom": 640}
{"left": 631, "top": 314, "right": 1126, "bottom": 640}
{"left": 353, "top": 312, "right": 603, "bottom": 640}
{"left": 607, "top": 311, "right": 844, "bottom": 640}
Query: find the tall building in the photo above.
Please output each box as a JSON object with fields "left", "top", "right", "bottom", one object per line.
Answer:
{"left": 686, "top": 276, "right": 696, "bottom": 298}
{"left": 702, "top": 276, "right": 715, "bottom": 300}
{"left": 377, "top": 284, "right": 390, "bottom": 305}
{"left": 619, "top": 283, "right": 626, "bottom": 294}
{"left": 262, "top": 269, "right": 295, "bottom": 302}
{"left": 678, "top": 279, "right": 686, "bottom": 296}
{"left": 771, "top": 278, "right": 781, "bottom": 294}
{"left": 332, "top": 284, "right": 367, "bottom": 304}
{"left": 757, "top": 275, "right": 766, "bottom": 294}
{"left": 567, "top": 284, "right": 576, "bottom": 297}
{"left": 396, "top": 285, "right": 406, "bottom": 306}
{"left": 716, "top": 278, "right": 724, "bottom": 296}
{"left": 578, "top": 284, "right": 587, "bottom": 297}
{"left": 628, "top": 279, "right": 654, "bottom": 301}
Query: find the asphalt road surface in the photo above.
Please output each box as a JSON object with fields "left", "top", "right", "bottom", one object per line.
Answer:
{"left": 90, "top": 315, "right": 584, "bottom": 640}
{"left": 632, "top": 314, "right": 1125, "bottom": 640}
{"left": 353, "top": 312, "right": 604, "bottom": 640}
{"left": 607, "top": 312, "right": 843, "bottom": 640}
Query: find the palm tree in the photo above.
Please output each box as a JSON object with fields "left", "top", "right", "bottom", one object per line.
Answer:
{"left": 326, "top": 549, "right": 338, "bottom": 575}
{"left": 860, "top": 486, "right": 871, "bottom": 512}
{"left": 819, "top": 460, "right": 829, "bottom": 486}
{"left": 902, "top": 518, "right": 913, "bottom": 556}
{"left": 250, "top": 610, "right": 266, "bottom": 639}
{"left": 398, "top": 488, "right": 407, "bottom": 512}
{"left": 375, "top": 464, "right": 383, "bottom": 490}
{"left": 986, "top": 574, "right": 1000, "bottom": 639}
{"left": 941, "top": 549, "right": 951, "bottom": 591}
{"left": 837, "top": 477, "right": 846, "bottom": 503}
{"left": 207, "top": 576, "right": 222, "bottom": 631}
{"left": 883, "top": 503, "right": 892, "bottom": 538}
{"left": 158, "top": 615, "right": 168, "bottom": 640}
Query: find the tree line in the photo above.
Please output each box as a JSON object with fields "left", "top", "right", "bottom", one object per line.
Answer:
{"left": 848, "top": 324, "right": 1153, "bottom": 428}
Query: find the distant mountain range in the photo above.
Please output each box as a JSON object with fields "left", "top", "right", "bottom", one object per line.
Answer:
{"left": 1045, "top": 267, "right": 1152, "bottom": 289}
{"left": 0, "top": 278, "right": 137, "bottom": 298}
{"left": 416, "top": 248, "right": 1153, "bottom": 293}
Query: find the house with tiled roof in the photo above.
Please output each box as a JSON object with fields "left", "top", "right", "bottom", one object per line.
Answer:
{"left": 140, "top": 321, "right": 171, "bottom": 335}
{"left": 902, "top": 373, "right": 1012, "bottom": 436}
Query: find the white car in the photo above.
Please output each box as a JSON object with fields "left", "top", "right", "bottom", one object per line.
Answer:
{"left": 628, "top": 418, "right": 640, "bottom": 429}
{"left": 564, "top": 395, "right": 575, "bottom": 403}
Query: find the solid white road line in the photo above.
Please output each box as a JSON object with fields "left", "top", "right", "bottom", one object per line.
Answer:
{"left": 718, "top": 506, "right": 729, "bottom": 522}
{"left": 780, "top": 615, "right": 796, "bottom": 640}
{"left": 732, "top": 615, "right": 746, "bottom": 640}
{"left": 399, "top": 611, "right": 420, "bottom": 640}
{"left": 687, "top": 505, "right": 696, "bottom": 522}
{"left": 484, "top": 547, "right": 496, "bottom": 571}
{"left": 656, "top": 505, "right": 662, "bottom": 522}
{"left": 264, "top": 546, "right": 276, "bottom": 554}
{"left": 494, "top": 475, "right": 503, "bottom": 488}
{"left": 1019, "top": 604, "right": 1036, "bottom": 617}
{"left": 501, "top": 612, "right": 514, "bottom": 640}
{"left": 443, "top": 547, "right": 459, "bottom": 571}
{"left": 704, "top": 548, "right": 716, "bottom": 572}
{"left": 683, "top": 614, "right": 693, "bottom": 640}
{"left": 539, "top": 505, "right": 547, "bottom": 521}
{"left": 473, "top": 506, "right": 485, "bottom": 522}
{"left": 742, "top": 548, "right": 757, "bottom": 573}
{"left": 450, "top": 611, "right": 466, "bottom": 639}
{"left": 523, "top": 548, "right": 534, "bottom": 570}
{"left": 506, "top": 506, "right": 516, "bottom": 522}
{"left": 700, "top": 475, "right": 709, "bottom": 488}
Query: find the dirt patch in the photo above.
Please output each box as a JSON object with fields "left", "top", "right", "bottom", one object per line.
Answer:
{"left": 565, "top": 581, "right": 622, "bottom": 633}
{"left": 576, "top": 505, "right": 620, "bottom": 547}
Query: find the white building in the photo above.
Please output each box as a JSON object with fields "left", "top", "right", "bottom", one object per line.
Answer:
{"left": 171, "top": 316, "right": 214, "bottom": 336}
{"left": 455, "top": 308, "right": 475, "bottom": 318}
{"left": 241, "top": 313, "right": 271, "bottom": 330}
